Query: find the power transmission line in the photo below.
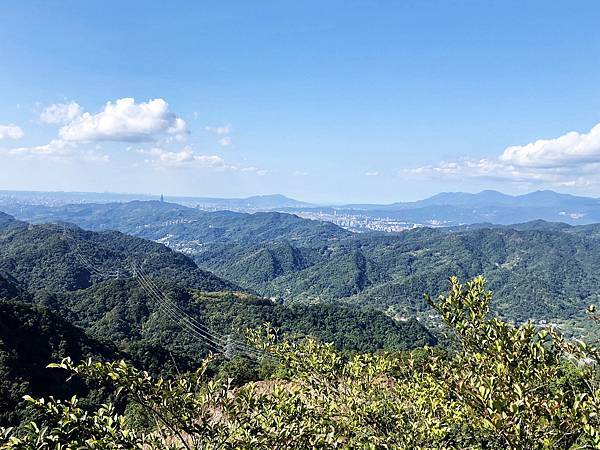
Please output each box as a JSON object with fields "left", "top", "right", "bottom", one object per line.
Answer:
{"left": 59, "top": 225, "right": 277, "bottom": 362}
{"left": 135, "top": 264, "right": 271, "bottom": 360}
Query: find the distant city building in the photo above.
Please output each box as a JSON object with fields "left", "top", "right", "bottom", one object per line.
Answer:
{"left": 160, "top": 194, "right": 164, "bottom": 202}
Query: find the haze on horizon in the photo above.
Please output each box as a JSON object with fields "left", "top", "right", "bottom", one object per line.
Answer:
{"left": 1, "top": 1, "right": 600, "bottom": 204}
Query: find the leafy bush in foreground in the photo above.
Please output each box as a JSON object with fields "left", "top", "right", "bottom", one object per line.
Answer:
{"left": 2, "top": 277, "right": 599, "bottom": 449}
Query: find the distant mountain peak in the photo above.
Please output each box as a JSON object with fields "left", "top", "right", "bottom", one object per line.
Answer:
{"left": 248, "top": 194, "right": 289, "bottom": 200}
{"left": 410, "top": 189, "right": 600, "bottom": 208}
{"left": 476, "top": 189, "right": 511, "bottom": 197}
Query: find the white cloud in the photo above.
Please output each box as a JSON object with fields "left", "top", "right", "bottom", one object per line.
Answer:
{"left": 293, "top": 170, "right": 308, "bottom": 176}
{"left": 0, "top": 124, "right": 24, "bottom": 140}
{"left": 152, "top": 148, "right": 226, "bottom": 169}
{"left": 4, "top": 139, "right": 109, "bottom": 163}
{"left": 206, "top": 123, "right": 232, "bottom": 135}
{"left": 499, "top": 122, "right": 600, "bottom": 168}
{"left": 219, "top": 136, "right": 232, "bottom": 147}
{"left": 404, "top": 121, "right": 600, "bottom": 187}
{"left": 206, "top": 123, "right": 232, "bottom": 147}
{"left": 8, "top": 139, "right": 73, "bottom": 158}
{"left": 59, "top": 98, "right": 187, "bottom": 142}
{"left": 240, "top": 166, "right": 268, "bottom": 176}
{"left": 132, "top": 147, "right": 164, "bottom": 156}
{"left": 365, "top": 171, "right": 379, "bottom": 176}
{"left": 40, "top": 101, "right": 82, "bottom": 124}
{"left": 145, "top": 146, "right": 266, "bottom": 175}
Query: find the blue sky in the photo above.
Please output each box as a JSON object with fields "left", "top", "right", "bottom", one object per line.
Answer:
{"left": 1, "top": 1, "right": 600, "bottom": 203}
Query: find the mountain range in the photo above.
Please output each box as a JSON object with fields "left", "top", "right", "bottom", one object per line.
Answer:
{"left": 4, "top": 199, "right": 600, "bottom": 342}
{"left": 4, "top": 188, "right": 600, "bottom": 225}
{"left": 295, "top": 190, "right": 600, "bottom": 226}
{"left": 0, "top": 210, "right": 435, "bottom": 425}
{"left": 3, "top": 194, "right": 600, "bottom": 427}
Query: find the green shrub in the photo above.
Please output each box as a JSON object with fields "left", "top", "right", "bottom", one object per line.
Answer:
{"left": 2, "top": 277, "right": 598, "bottom": 449}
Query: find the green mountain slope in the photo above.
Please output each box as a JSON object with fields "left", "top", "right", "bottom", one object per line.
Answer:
{"left": 32, "top": 278, "right": 435, "bottom": 374}
{"left": 190, "top": 222, "right": 600, "bottom": 328}
{"left": 192, "top": 292, "right": 435, "bottom": 352}
{"left": 0, "top": 300, "right": 118, "bottom": 426}
{"left": 33, "top": 279, "right": 231, "bottom": 373}
{"left": 0, "top": 271, "right": 26, "bottom": 300}
{"left": 0, "top": 221, "right": 437, "bottom": 426}
{"left": 0, "top": 219, "right": 435, "bottom": 373}
{"left": 0, "top": 221, "right": 237, "bottom": 293}
{"left": 7, "top": 202, "right": 600, "bottom": 326}
{"left": 253, "top": 227, "right": 600, "bottom": 322}
{"left": 6, "top": 200, "right": 348, "bottom": 245}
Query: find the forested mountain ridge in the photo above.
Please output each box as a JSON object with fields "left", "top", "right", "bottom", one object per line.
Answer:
{"left": 256, "top": 226, "right": 600, "bottom": 322}
{"left": 185, "top": 222, "right": 600, "bottom": 328}
{"left": 0, "top": 212, "right": 23, "bottom": 230}
{"left": 0, "top": 206, "right": 598, "bottom": 444}
{"left": 5, "top": 202, "right": 600, "bottom": 331}
{"left": 0, "top": 271, "right": 26, "bottom": 300}
{"left": 0, "top": 214, "right": 434, "bottom": 352}
{"left": 0, "top": 215, "right": 436, "bottom": 424}
{"left": 0, "top": 219, "right": 238, "bottom": 293}
{"left": 2, "top": 272, "right": 434, "bottom": 377}
{"left": 0, "top": 300, "right": 118, "bottom": 425}
{"left": 4, "top": 200, "right": 348, "bottom": 245}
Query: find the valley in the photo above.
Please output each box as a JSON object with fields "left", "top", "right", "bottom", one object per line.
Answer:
{"left": 0, "top": 210, "right": 435, "bottom": 428}
{"left": 5, "top": 199, "right": 600, "bottom": 338}
{"left": 1, "top": 197, "right": 599, "bottom": 446}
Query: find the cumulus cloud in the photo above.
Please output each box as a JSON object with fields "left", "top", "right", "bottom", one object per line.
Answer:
{"left": 4, "top": 139, "right": 109, "bottom": 163}
{"left": 206, "top": 123, "right": 232, "bottom": 146}
{"left": 218, "top": 136, "right": 232, "bottom": 147}
{"left": 0, "top": 124, "right": 24, "bottom": 140}
{"left": 40, "top": 101, "right": 82, "bottom": 124}
{"left": 152, "top": 148, "right": 226, "bottom": 169}
{"left": 404, "top": 121, "right": 600, "bottom": 187}
{"left": 240, "top": 166, "right": 268, "bottom": 176}
{"left": 144, "top": 146, "right": 266, "bottom": 175}
{"left": 206, "top": 123, "right": 232, "bottom": 135}
{"left": 131, "top": 147, "right": 164, "bottom": 156}
{"left": 59, "top": 98, "right": 187, "bottom": 142}
{"left": 499, "top": 122, "right": 600, "bottom": 168}
{"left": 8, "top": 139, "right": 73, "bottom": 158}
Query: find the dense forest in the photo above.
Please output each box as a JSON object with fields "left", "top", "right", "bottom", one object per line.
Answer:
{"left": 0, "top": 219, "right": 236, "bottom": 293}
{"left": 2, "top": 277, "right": 599, "bottom": 448}
{"left": 0, "top": 207, "right": 599, "bottom": 447}
{"left": 0, "top": 300, "right": 118, "bottom": 426}
{"left": 9, "top": 201, "right": 600, "bottom": 336}
{"left": 0, "top": 213, "right": 434, "bottom": 428}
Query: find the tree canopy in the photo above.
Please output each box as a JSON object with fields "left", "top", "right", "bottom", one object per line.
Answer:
{"left": 2, "top": 277, "right": 598, "bottom": 449}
